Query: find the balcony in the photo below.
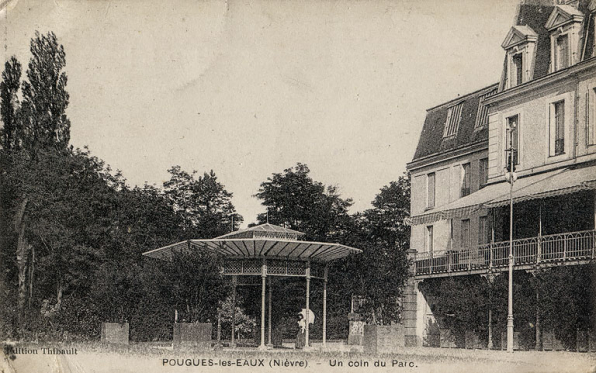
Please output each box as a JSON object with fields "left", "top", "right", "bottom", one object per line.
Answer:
{"left": 414, "top": 229, "right": 595, "bottom": 278}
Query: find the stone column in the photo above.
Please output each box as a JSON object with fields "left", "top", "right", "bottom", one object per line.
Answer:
{"left": 403, "top": 249, "right": 422, "bottom": 347}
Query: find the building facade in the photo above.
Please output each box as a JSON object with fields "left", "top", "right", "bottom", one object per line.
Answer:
{"left": 404, "top": 0, "right": 596, "bottom": 348}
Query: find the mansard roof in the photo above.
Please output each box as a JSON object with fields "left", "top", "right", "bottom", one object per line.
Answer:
{"left": 410, "top": 84, "right": 498, "bottom": 163}
{"left": 501, "top": 1, "right": 595, "bottom": 85}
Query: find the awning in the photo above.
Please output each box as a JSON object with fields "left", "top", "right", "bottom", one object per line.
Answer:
{"left": 407, "top": 167, "right": 572, "bottom": 226}
{"left": 485, "top": 164, "right": 596, "bottom": 208}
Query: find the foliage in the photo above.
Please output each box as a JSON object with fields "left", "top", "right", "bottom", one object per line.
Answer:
{"left": 254, "top": 163, "right": 353, "bottom": 242}
{"left": 164, "top": 166, "right": 242, "bottom": 239}
{"left": 21, "top": 31, "right": 71, "bottom": 151}
{"left": 534, "top": 264, "right": 595, "bottom": 348}
{"left": 366, "top": 177, "right": 411, "bottom": 248}
{"left": 352, "top": 175, "right": 411, "bottom": 324}
{"left": 0, "top": 56, "right": 22, "bottom": 150}
{"left": 418, "top": 276, "right": 490, "bottom": 344}
{"left": 162, "top": 250, "right": 227, "bottom": 324}
{"left": 217, "top": 294, "right": 257, "bottom": 340}
{"left": 419, "top": 273, "right": 538, "bottom": 348}
{"left": 418, "top": 266, "right": 595, "bottom": 350}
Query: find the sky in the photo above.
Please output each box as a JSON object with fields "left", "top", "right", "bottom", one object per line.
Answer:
{"left": 1, "top": 0, "right": 519, "bottom": 227}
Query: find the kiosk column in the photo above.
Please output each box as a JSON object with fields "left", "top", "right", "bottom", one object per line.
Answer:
{"left": 260, "top": 259, "right": 267, "bottom": 350}
{"left": 305, "top": 261, "right": 311, "bottom": 349}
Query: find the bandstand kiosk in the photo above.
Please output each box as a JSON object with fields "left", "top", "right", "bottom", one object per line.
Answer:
{"left": 143, "top": 223, "right": 362, "bottom": 349}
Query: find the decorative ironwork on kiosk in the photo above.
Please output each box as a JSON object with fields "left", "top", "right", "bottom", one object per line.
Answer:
{"left": 143, "top": 223, "right": 362, "bottom": 350}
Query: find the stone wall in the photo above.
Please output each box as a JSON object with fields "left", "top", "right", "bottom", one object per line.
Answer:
{"left": 173, "top": 323, "right": 212, "bottom": 348}
{"left": 439, "top": 328, "right": 457, "bottom": 348}
{"left": 101, "top": 323, "right": 129, "bottom": 345}
{"left": 542, "top": 331, "right": 564, "bottom": 351}
{"left": 363, "top": 324, "right": 405, "bottom": 354}
{"left": 464, "top": 330, "right": 482, "bottom": 349}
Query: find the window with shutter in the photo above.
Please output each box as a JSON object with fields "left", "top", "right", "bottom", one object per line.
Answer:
{"left": 474, "top": 90, "right": 497, "bottom": 130}
{"left": 506, "top": 115, "right": 519, "bottom": 166}
{"left": 512, "top": 53, "right": 523, "bottom": 86}
{"left": 461, "top": 219, "right": 471, "bottom": 250}
{"left": 590, "top": 88, "right": 596, "bottom": 146}
{"left": 426, "top": 225, "right": 434, "bottom": 254}
{"left": 478, "top": 216, "right": 489, "bottom": 245}
{"left": 461, "top": 163, "right": 471, "bottom": 197}
{"left": 427, "top": 173, "right": 435, "bottom": 208}
{"left": 555, "top": 34, "right": 569, "bottom": 71}
{"left": 443, "top": 103, "right": 463, "bottom": 139}
{"left": 479, "top": 158, "right": 488, "bottom": 189}
{"left": 549, "top": 100, "right": 565, "bottom": 156}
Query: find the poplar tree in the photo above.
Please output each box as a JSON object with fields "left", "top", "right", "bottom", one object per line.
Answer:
{"left": 0, "top": 56, "right": 22, "bottom": 150}
{"left": 0, "top": 31, "right": 72, "bottom": 332}
{"left": 20, "top": 31, "right": 70, "bottom": 151}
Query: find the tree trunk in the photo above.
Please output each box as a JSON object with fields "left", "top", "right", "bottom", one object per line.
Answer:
{"left": 14, "top": 198, "right": 29, "bottom": 325}
{"left": 28, "top": 245, "right": 34, "bottom": 308}
{"left": 54, "top": 279, "right": 63, "bottom": 312}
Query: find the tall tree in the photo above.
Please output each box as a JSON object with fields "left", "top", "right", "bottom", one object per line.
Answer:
{"left": 254, "top": 163, "right": 353, "bottom": 241}
{"left": 0, "top": 57, "right": 24, "bottom": 332}
{"left": 330, "top": 175, "right": 411, "bottom": 325}
{"left": 366, "top": 176, "right": 411, "bottom": 249}
{"left": 20, "top": 31, "right": 70, "bottom": 151}
{"left": 6, "top": 150, "right": 112, "bottom": 318}
{"left": 164, "top": 166, "right": 242, "bottom": 238}
{"left": 0, "top": 56, "right": 22, "bottom": 151}
{"left": 0, "top": 32, "right": 72, "bottom": 331}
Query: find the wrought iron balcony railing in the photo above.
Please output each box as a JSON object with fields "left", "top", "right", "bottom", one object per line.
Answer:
{"left": 414, "top": 229, "right": 595, "bottom": 277}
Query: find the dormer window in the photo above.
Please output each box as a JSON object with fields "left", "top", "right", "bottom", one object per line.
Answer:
{"left": 545, "top": 6, "right": 584, "bottom": 73}
{"left": 555, "top": 34, "right": 569, "bottom": 70}
{"left": 512, "top": 53, "right": 523, "bottom": 86}
{"left": 443, "top": 102, "right": 463, "bottom": 139}
{"left": 474, "top": 89, "right": 497, "bottom": 130}
{"left": 501, "top": 26, "right": 538, "bottom": 89}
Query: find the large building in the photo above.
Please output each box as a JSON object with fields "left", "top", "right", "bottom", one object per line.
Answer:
{"left": 404, "top": 0, "right": 596, "bottom": 348}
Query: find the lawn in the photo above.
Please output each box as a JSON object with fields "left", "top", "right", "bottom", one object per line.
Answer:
{"left": 2, "top": 342, "right": 595, "bottom": 373}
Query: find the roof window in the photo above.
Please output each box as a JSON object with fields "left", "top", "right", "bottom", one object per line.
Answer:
{"left": 443, "top": 102, "right": 463, "bottom": 139}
